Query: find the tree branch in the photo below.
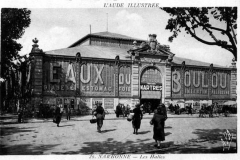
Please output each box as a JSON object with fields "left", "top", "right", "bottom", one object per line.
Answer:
{"left": 186, "top": 27, "right": 218, "bottom": 45}
{"left": 206, "top": 26, "right": 226, "bottom": 33}
{"left": 187, "top": 10, "right": 219, "bottom": 42}
{"left": 230, "top": 24, "right": 237, "bottom": 44}
{"left": 178, "top": 12, "right": 218, "bottom": 46}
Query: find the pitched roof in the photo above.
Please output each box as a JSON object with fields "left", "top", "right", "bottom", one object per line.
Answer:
{"left": 45, "top": 45, "right": 131, "bottom": 60}
{"left": 68, "top": 31, "right": 145, "bottom": 47}
{"left": 172, "top": 56, "right": 224, "bottom": 68}
{"left": 91, "top": 31, "right": 145, "bottom": 41}
{"left": 45, "top": 44, "right": 226, "bottom": 68}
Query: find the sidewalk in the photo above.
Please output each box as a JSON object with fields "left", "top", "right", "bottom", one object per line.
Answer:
{"left": 0, "top": 112, "right": 237, "bottom": 124}
{"left": 0, "top": 112, "right": 237, "bottom": 154}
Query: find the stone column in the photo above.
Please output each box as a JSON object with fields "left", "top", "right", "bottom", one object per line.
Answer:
{"left": 29, "top": 38, "right": 44, "bottom": 109}
{"left": 165, "top": 63, "right": 172, "bottom": 99}
{"left": 230, "top": 59, "right": 237, "bottom": 100}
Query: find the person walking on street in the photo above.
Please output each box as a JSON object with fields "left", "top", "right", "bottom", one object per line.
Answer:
{"left": 66, "top": 105, "right": 71, "bottom": 120}
{"left": 150, "top": 105, "right": 166, "bottom": 149}
{"left": 55, "top": 104, "right": 62, "bottom": 127}
{"left": 93, "top": 103, "right": 105, "bottom": 132}
{"left": 18, "top": 107, "right": 23, "bottom": 123}
{"left": 132, "top": 103, "right": 143, "bottom": 135}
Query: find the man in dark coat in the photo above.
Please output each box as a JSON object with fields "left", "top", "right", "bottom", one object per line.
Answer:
{"left": 116, "top": 103, "right": 121, "bottom": 117}
{"left": 55, "top": 105, "right": 62, "bottom": 127}
{"left": 93, "top": 103, "right": 105, "bottom": 132}
{"left": 132, "top": 103, "right": 143, "bottom": 135}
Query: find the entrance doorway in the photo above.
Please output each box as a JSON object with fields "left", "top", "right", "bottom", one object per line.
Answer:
{"left": 140, "top": 66, "right": 162, "bottom": 113}
{"left": 140, "top": 99, "right": 161, "bottom": 112}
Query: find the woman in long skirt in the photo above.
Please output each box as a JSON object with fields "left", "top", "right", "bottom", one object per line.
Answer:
{"left": 150, "top": 105, "right": 166, "bottom": 148}
{"left": 132, "top": 104, "right": 143, "bottom": 135}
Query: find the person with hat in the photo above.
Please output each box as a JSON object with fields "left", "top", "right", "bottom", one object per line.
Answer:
{"left": 132, "top": 103, "right": 143, "bottom": 135}
{"left": 150, "top": 104, "right": 167, "bottom": 148}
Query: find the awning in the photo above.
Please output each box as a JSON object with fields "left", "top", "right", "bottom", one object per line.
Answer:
{"left": 223, "top": 101, "right": 236, "bottom": 105}
{"left": 141, "top": 91, "right": 161, "bottom": 99}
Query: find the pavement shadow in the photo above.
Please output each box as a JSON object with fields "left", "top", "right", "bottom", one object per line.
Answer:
{"left": 51, "top": 138, "right": 156, "bottom": 154}
{"left": 100, "top": 129, "right": 116, "bottom": 133}
{"left": 57, "top": 124, "right": 75, "bottom": 127}
{"left": 165, "top": 126, "right": 172, "bottom": 129}
{"left": 0, "top": 126, "right": 36, "bottom": 137}
{"left": 192, "top": 128, "right": 237, "bottom": 144}
{"left": 137, "top": 131, "right": 151, "bottom": 135}
{"left": 147, "top": 144, "right": 237, "bottom": 154}
{"left": 165, "top": 132, "right": 172, "bottom": 136}
{"left": 0, "top": 143, "right": 59, "bottom": 155}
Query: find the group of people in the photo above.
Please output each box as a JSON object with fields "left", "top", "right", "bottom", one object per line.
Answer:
{"left": 199, "top": 103, "right": 232, "bottom": 117}
{"left": 131, "top": 103, "right": 167, "bottom": 148}
{"left": 168, "top": 103, "right": 181, "bottom": 115}
{"left": 115, "top": 103, "right": 131, "bottom": 117}
{"left": 89, "top": 102, "right": 168, "bottom": 148}
{"left": 142, "top": 102, "right": 152, "bottom": 114}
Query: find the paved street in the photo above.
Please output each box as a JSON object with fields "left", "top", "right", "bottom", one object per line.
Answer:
{"left": 0, "top": 113, "right": 237, "bottom": 155}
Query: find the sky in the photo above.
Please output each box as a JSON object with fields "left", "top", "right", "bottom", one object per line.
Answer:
{"left": 2, "top": 0, "right": 238, "bottom": 67}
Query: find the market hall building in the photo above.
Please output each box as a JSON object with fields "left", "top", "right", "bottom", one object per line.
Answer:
{"left": 29, "top": 31, "right": 237, "bottom": 112}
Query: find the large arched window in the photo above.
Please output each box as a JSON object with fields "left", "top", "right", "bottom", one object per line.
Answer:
{"left": 141, "top": 67, "right": 162, "bottom": 84}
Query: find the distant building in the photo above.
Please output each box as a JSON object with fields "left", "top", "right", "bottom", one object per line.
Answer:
{"left": 26, "top": 31, "right": 236, "bottom": 113}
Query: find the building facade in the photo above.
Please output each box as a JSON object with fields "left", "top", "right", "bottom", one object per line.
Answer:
{"left": 28, "top": 32, "right": 237, "bottom": 112}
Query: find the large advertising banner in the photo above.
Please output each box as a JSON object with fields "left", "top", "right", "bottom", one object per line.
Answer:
{"left": 43, "top": 61, "right": 76, "bottom": 97}
{"left": 119, "top": 66, "right": 131, "bottom": 97}
{"left": 43, "top": 60, "right": 132, "bottom": 97}
{"left": 171, "top": 67, "right": 231, "bottom": 99}
{"left": 80, "top": 63, "right": 115, "bottom": 96}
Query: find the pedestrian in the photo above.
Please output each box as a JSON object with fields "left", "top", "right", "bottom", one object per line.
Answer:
{"left": 176, "top": 104, "right": 180, "bottom": 115}
{"left": 132, "top": 103, "right": 143, "bottom": 135}
{"left": 150, "top": 105, "right": 166, "bottom": 149}
{"left": 126, "top": 104, "right": 130, "bottom": 116}
{"left": 93, "top": 103, "right": 105, "bottom": 132}
{"left": 122, "top": 104, "right": 126, "bottom": 117}
{"left": 148, "top": 102, "right": 151, "bottom": 115}
{"left": 66, "top": 105, "right": 71, "bottom": 120}
{"left": 18, "top": 107, "right": 23, "bottom": 123}
{"left": 189, "top": 104, "right": 193, "bottom": 115}
{"left": 116, "top": 103, "right": 121, "bottom": 117}
{"left": 60, "top": 104, "right": 64, "bottom": 115}
{"left": 55, "top": 104, "right": 62, "bottom": 127}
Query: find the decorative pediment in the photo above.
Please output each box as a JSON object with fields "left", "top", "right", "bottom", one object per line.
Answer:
{"left": 127, "top": 34, "right": 175, "bottom": 63}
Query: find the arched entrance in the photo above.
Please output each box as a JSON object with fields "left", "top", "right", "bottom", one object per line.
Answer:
{"left": 140, "top": 66, "right": 162, "bottom": 112}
